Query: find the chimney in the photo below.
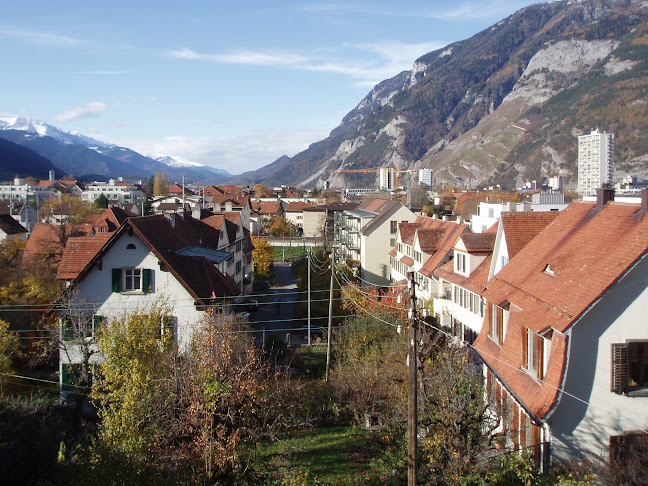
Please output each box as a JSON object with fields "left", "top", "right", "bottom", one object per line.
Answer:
{"left": 192, "top": 207, "right": 203, "bottom": 220}
{"left": 641, "top": 188, "right": 648, "bottom": 213}
{"left": 165, "top": 213, "right": 176, "bottom": 228}
{"left": 596, "top": 187, "right": 615, "bottom": 209}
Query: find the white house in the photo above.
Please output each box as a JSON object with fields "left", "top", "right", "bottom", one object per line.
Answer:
{"left": 55, "top": 210, "right": 242, "bottom": 400}
{"left": 389, "top": 216, "right": 468, "bottom": 308}
{"left": 474, "top": 189, "right": 648, "bottom": 470}
{"left": 82, "top": 179, "right": 143, "bottom": 205}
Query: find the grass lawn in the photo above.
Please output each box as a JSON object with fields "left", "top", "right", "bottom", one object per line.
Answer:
{"left": 258, "top": 425, "right": 381, "bottom": 484}
{"left": 273, "top": 246, "right": 307, "bottom": 262}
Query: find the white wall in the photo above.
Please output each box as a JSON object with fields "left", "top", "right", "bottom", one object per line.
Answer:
{"left": 550, "top": 256, "right": 648, "bottom": 461}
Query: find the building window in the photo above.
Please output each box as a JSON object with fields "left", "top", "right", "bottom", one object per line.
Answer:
{"left": 456, "top": 252, "right": 468, "bottom": 274}
{"left": 612, "top": 341, "right": 648, "bottom": 394}
{"left": 522, "top": 327, "right": 545, "bottom": 381}
{"left": 112, "top": 268, "right": 153, "bottom": 293}
{"left": 490, "top": 304, "right": 504, "bottom": 346}
{"left": 236, "top": 240, "right": 242, "bottom": 252}
{"left": 390, "top": 220, "right": 397, "bottom": 234}
{"left": 126, "top": 243, "right": 136, "bottom": 249}
{"left": 236, "top": 261, "right": 241, "bottom": 274}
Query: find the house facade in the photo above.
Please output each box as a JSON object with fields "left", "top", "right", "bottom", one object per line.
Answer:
{"left": 335, "top": 198, "right": 416, "bottom": 286}
{"left": 473, "top": 191, "right": 648, "bottom": 467}
{"left": 56, "top": 210, "right": 241, "bottom": 401}
{"left": 389, "top": 216, "right": 468, "bottom": 308}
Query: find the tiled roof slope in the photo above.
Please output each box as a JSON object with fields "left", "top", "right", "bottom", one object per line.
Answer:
{"left": 418, "top": 220, "right": 469, "bottom": 277}
{"left": 23, "top": 223, "right": 93, "bottom": 267}
{"left": 434, "top": 255, "right": 493, "bottom": 294}
{"left": 0, "top": 214, "right": 28, "bottom": 235}
{"left": 475, "top": 201, "right": 648, "bottom": 421}
{"left": 285, "top": 202, "right": 316, "bottom": 212}
{"left": 57, "top": 234, "right": 112, "bottom": 279}
{"left": 500, "top": 211, "right": 559, "bottom": 259}
{"left": 252, "top": 201, "right": 283, "bottom": 214}
{"left": 461, "top": 233, "right": 496, "bottom": 253}
{"left": 360, "top": 199, "right": 401, "bottom": 234}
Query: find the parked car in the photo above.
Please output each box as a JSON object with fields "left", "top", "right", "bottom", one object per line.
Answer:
{"left": 244, "top": 299, "right": 259, "bottom": 312}
{"left": 298, "top": 325, "right": 325, "bottom": 338}
{"left": 253, "top": 280, "right": 270, "bottom": 291}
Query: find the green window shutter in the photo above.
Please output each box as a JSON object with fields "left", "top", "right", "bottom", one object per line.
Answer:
{"left": 142, "top": 269, "right": 153, "bottom": 293}
{"left": 61, "top": 364, "right": 71, "bottom": 391}
{"left": 60, "top": 317, "right": 73, "bottom": 341}
{"left": 112, "top": 269, "right": 122, "bottom": 292}
{"left": 162, "top": 316, "right": 176, "bottom": 348}
{"left": 93, "top": 315, "right": 105, "bottom": 336}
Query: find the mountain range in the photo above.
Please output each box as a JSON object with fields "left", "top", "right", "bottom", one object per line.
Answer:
{"left": 0, "top": 117, "right": 232, "bottom": 184}
{"left": 2, "top": 0, "right": 647, "bottom": 191}
{"left": 237, "top": 0, "right": 648, "bottom": 190}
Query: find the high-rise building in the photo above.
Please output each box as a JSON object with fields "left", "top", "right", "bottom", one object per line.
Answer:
{"left": 578, "top": 129, "right": 614, "bottom": 196}
{"left": 379, "top": 167, "right": 395, "bottom": 190}
{"left": 418, "top": 168, "right": 433, "bottom": 186}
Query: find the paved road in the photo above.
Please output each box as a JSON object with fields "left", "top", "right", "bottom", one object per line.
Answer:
{"left": 249, "top": 262, "right": 299, "bottom": 346}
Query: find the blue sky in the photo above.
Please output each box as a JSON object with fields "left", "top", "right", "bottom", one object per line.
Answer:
{"left": 0, "top": 0, "right": 540, "bottom": 175}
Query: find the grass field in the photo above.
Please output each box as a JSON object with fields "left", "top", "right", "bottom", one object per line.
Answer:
{"left": 257, "top": 425, "right": 384, "bottom": 484}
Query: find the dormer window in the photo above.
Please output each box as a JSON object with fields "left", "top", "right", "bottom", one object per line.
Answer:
{"left": 543, "top": 264, "right": 555, "bottom": 276}
{"left": 522, "top": 327, "right": 548, "bottom": 381}
{"left": 455, "top": 252, "right": 468, "bottom": 275}
{"left": 126, "top": 243, "right": 136, "bottom": 250}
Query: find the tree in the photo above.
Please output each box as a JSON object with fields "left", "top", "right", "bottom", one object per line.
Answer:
{"left": 92, "top": 302, "right": 176, "bottom": 472}
{"left": 94, "top": 193, "right": 109, "bottom": 209}
{"left": 153, "top": 171, "right": 169, "bottom": 196}
{"left": 253, "top": 184, "right": 268, "bottom": 198}
{"left": 410, "top": 184, "right": 430, "bottom": 208}
{"left": 267, "top": 215, "right": 295, "bottom": 237}
{"left": 251, "top": 236, "right": 274, "bottom": 278}
{"left": 0, "top": 319, "right": 19, "bottom": 374}
{"left": 142, "top": 176, "right": 154, "bottom": 216}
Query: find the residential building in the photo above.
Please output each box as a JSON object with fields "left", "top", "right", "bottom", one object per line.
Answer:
{"left": 82, "top": 179, "right": 144, "bottom": 205}
{"left": 0, "top": 200, "right": 37, "bottom": 232}
{"left": 302, "top": 202, "right": 358, "bottom": 240}
{"left": 433, "top": 229, "right": 496, "bottom": 343}
{"left": 473, "top": 189, "right": 648, "bottom": 467}
{"left": 56, "top": 210, "right": 244, "bottom": 401}
{"left": 284, "top": 202, "right": 316, "bottom": 232}
{"left": 389, "top": 216, "right": 467, "bottom": 308}
{"left": 578, "top": 129, "right": 614, "bottom": 196}
{"left": 379, "top": 167, "right": 395, "bottom": 191}
{"left": 335, "top": 198, "right": 416, "bottom": 286}
{"left": 419, "top": 168, "right": 433, "bottom": 187}
{"left": 0, "top": 214, "right": 28, "bottom": 241}
{"left": 205, "top": 194, "right": 251, "bottom": 233}
{"left": 250, "top": 200, "right": 284, "bottom": 235}
{"left": 0, "top": 177, "right": 65, "bottom": 203}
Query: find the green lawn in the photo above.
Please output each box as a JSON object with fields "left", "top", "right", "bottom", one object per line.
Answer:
{"left": 257, "top": 425, "right": 381, "bottom": 484}
{"left": 273, "top": 246, "right": 307, "bottom": 262}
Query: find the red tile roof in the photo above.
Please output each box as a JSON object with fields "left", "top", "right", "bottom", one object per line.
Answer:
{"left": 400, "top": 255, "right": 414, "bottom": 267}
{"left": 500, "top": 211, "right": 559, "bottom": 259}
{"left": 252, "top": 200, "right": 283, "bottom": 215}
{"left": 461, "top": 233, "right": 496, "bottom": 253}
{"left": 434, "top": 254, "right": 493, "bottom": 294}
{"left": 56, "top": 234, "right": 112, "bottom": 280}
{"left": 23, "top": 223, "right": 93, "bottom": 267}
{"left": 285, "top": 202, "right": 316, "bottom": 213}
{"left": 474, "top": 201, "right": 648, "bottom": 421}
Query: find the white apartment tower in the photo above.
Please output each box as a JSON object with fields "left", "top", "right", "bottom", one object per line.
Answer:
{"left": 418, "top": 168, "right": 433, "bottom": 186}
{"left": 578, "top": 129, "right": 614, "bottom": 196}
{"left": 379, "top": 167, "right": 395, "bottom": 190}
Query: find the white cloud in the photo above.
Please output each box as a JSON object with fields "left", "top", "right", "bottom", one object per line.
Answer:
{"left": 168, "top": 40, "right": 444, "bottom": 87}
{"left": 124, "top": 129, "right": 330, "bottom": 174}
{"left": 0, "top": 27, "right": 84, "bottom": 47}
{"left": 54, "top": 101, "right": 108, "bottom": 122}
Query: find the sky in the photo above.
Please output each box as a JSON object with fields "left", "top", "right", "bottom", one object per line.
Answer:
{"left": 0, "top": 0, "right": 541, "bottom": 175}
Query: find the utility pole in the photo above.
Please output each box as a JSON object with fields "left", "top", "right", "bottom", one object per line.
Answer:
{"left": 407, "top": 270, "right": 418, "bottom": 486}
{"left": 307, "top": 249, "right": 312, "bottom": 345}
{"left": 325, "top": 247, "right": 335, "bottom": 382}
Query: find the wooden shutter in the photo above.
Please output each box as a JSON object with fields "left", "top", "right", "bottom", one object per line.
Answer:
{"left": 536, "top": 334, "right": 545, "bottom": 380}
{"left": 521, "top": 327, "right": 529, "bottom": 369}
{"left": 612, "top": 343, "right": 629, "bottom": 394}
{"left": 142, "top": 269, "right": 153, "bottom": 293}
{"left": 496, "top": 307, "right": 504, "bottom": 345}
{"left": 112, "top": 269, "right": 122, "bottom": 292}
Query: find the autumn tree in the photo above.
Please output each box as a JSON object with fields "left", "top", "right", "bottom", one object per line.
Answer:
{"left": 251, "top": 236, "right": 274, "bottom": 278}
{"left": 153, "top": 171, "right": 169, "bottom": 196}
{"left": 267, "top": 215, "right": 296, "bottom": 237}
{"left": 0, "top": 319, "right": 19, "bottom": 375}
{"left": 253, "top": 184, "right": 268, "bottom": 198}
{"left": 91, "top": 302, "right": 176, "bottom": 479}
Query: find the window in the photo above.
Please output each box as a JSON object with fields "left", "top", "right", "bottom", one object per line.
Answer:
{"left": 236, "top": 240, "right": 242, "bottom": 252}
{"left": 612, "top": 341, "right": 648, "bottom": 394}
{"left": 522, "top": 327, "right": 545, "bottom": 381}
{"left": 456, "top": 252, "right": 468, "bottom": 274}
{"left": 112, "top": 268, "right": 153, "bottom": 293}
{"left": 236, "top": 261, "right": 241, "bottom": 274}
{"left": 490, "top": 304, "right": 504, "bottom": 346}
{"left": 390, "top": 220, "right": 397, "bottom": 234}
{"left": 126, "top": 243, "right": 136, "bottom": 249}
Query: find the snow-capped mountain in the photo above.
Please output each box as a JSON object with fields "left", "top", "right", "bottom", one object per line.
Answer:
{"left": 0, "top": 117, "right": 232, "bottom": 183}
